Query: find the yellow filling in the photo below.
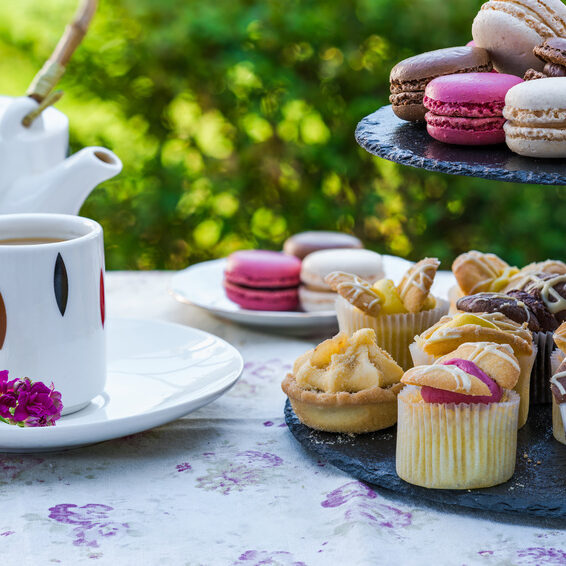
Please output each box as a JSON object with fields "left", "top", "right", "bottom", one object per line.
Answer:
{"left": 490, "top": 266, "right": 519, "bottom": 292}
{"left": 371, "top": 279, "right": 408, "bottom": 314}
{"left": 441, "top": 313, "right": 498, "bottom": 330}
{"left": 293, "top": 328, "right": 403, "bottom": 393}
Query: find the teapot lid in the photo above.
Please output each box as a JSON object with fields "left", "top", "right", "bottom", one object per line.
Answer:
{"left": 0, "top": 96, "right": 68, "bottom": 141}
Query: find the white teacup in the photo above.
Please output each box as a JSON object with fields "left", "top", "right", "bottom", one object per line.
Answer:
{"left": 0, "top": 213, "right": 106, "bottom": 415}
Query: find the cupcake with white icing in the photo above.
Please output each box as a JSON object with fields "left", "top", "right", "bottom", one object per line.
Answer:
{"left": 397, "top": 341, "right": 521, "bottom": 489}
{"left": 325, "top": 258, "right": 448, "bottom": 370}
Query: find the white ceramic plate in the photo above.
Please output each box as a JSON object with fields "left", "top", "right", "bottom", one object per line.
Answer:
{"left": 170, "top": 256, "right": 456, "bottom": 334}
{"left": 0, "top": 318, "right": 243, "bottom": 453}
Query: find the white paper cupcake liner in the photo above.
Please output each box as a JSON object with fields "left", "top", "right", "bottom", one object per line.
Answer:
{"left": 396, "top": 386, "right": 519, "bottom": 489}
{"left": 335, "top": 296, "right": 448, "bottom": 370}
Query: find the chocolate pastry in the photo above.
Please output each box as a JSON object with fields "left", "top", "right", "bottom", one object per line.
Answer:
{"left": 456, "top": 291, "right": 547, "bottom": 332}
{"left": 520, "top": 273, "right": 566, "bottom": 325}
{"left": 507, "top": 290, "right": 558, "bottom": 332}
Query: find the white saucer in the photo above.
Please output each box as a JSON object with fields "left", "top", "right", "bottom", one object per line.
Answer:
{"left": 0, "top": 318, "right": 243, "bottom": 453}
{"left": 170, "top": 256, "right": 456, "bottom": 334}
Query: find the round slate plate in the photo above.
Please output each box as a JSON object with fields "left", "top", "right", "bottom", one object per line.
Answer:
{"left": 285, "top": 400, "right": 566, "bottom": 519}
{"left": 355, "top": 105, "right": 566, "bottom": 186}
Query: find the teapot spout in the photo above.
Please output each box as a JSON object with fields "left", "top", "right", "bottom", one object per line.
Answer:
{"left": 3, "top": 147, "right": 122, "bottom": 215}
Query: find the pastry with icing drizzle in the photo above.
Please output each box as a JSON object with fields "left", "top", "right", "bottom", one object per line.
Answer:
{"left": 325, "top": 271, "right": 383, "bottom": 317}
{"left": 397, "top": 257, "right": 440, "bottom": 313}
{"left": 508, "top": 272, "right": 566, "bottom": 325}
{"left": 396, "top": 341, "right": 521, "bottom": 489}
{"left": 325, "top": 260, "right": 448, "bottom": 370}
{"left": 456, "top": 291, "right": 555, "bottom": 332}
{"left": 410, "top": 311, "right": 535, "bottom": 428}
{"left": 281, "top": 329, "right": 404, "bottom": 433}
{"left": 452, "top": 250, "right": 518, "bottom": 295}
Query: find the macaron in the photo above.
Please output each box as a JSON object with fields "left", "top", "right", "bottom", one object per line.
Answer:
{"left": 223, "top": 250, "right": 301, "bottom": 311}
{"left": 389, "top": 46, "right": 492, "bottom": 122}
{"left": 472, "top": 0, "right": 566, "bottom": 76}
{"left": 503, "top": 77, "right": 566, "bottom": 158}
{"left": 524, "top": 38, "right": 566, "bottom": 80}
{"left": 299, "top": 249, "right": 384, "bottom": 312}
{"left": 424, "top": 73, "right": 523, "bottom": 145}
{"left": 283, "top": 231, "right": 363, "bottom": 260}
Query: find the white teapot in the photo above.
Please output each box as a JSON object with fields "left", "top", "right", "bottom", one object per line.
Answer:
{"left": 0, "top": 95, "right": 122, "bottom": 214}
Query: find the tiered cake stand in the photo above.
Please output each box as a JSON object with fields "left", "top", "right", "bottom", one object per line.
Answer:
{"left": 285, "top": 106, "right": 566, "bottom": 521}
{"left": 355, "top": 105, "right": 566, "bottom": 185}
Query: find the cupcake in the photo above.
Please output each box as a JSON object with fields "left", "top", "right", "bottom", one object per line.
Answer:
{"left": 410, "top": 311, "right": 535, "bottom": 428}
{"left": 281, "top": 328, "right": 404, "bottom": 433}
{"left": 325, "top": 258, "right": 448, "bottom": 370}
{"left": 397, "top": 342, "right": 521, "bottom": 489}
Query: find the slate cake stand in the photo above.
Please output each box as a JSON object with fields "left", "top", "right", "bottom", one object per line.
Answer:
{"left": 354, "top": 105, "right": 566, "bottom": 185}
{"left": 284, "top": 106, "right": 566, "bottom": 521}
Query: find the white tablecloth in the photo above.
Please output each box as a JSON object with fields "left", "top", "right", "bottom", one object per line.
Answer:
{"left": 2, "top": 272, "right": 565, "bottom": 565}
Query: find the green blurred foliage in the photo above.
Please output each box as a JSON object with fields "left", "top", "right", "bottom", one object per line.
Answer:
{"left": 0, "top": 0, "right": 564, "bottom": 270}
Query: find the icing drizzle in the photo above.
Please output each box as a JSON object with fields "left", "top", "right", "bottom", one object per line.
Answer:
{"left": 522, "top": 274, "right": 566, "bottom": 314}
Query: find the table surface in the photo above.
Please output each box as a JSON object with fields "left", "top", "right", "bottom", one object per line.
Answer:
{"left": 4, "top": 271, "right": 565, "bottom": 565}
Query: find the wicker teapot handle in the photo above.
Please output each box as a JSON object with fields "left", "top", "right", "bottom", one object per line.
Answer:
{"left": 23, "top": 0, "right": 98, "bottom": 127}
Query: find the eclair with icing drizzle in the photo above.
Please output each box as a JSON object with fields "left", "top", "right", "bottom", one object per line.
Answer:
{"left": 452, "top": 251, "right": 513, "bottom": 295}
{"left": 325, "top": 271, "right": 382, "bottom": 317}
{"left": 397, "top": 257, "right": 439, "bottom": 313}
{"left": 416, "top": 312, "right": 533, "bottom": 357}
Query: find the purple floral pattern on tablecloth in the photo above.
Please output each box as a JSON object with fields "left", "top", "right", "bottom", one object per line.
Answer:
{"left": 233, "top": 550, "right": 307, "bottom": 566}
{"left": 478, "top": 547, "right": 566, "bottom": 565}
{"left": 196, "top": 450, "right": 283, "bottom": 495}
{"left": 321, "top": 481, "right": 412, "bottom": 531}
{"left": 0, "top": 457, "right": 44, "bottom": 482}
{"left": 0, "top": 274, "right": 564, "bottom": 564}
{"left": 176, "top": 462, "right": 192, "bottom": 472}
{"left": 233, "top": 359, "right": 292, "bottom": 397}
{"left": 516, "top": 548, "right": 566, "bottom": 565}
{"left": 48, "top": 504, "right": 129, "bottom": 548}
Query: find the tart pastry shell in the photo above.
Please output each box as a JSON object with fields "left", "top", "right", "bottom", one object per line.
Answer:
{"left": 282, "top": 374, "right": 403, "bottom": 434}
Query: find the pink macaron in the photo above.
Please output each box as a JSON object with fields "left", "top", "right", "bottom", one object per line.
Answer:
{"left": 223, "top": 250, "right": 301, "bottom": 311}
{"left": 423, "top": 73, "right": 523, "bottom": 145}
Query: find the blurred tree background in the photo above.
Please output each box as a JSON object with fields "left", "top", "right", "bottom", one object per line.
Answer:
{"left": 0, "top": 0, "right": 565, "bottom": 270}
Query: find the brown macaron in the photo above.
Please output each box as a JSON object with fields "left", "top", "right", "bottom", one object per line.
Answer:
{"left": 524, "top": 38, "right": 566, "bottom": 80}
{"left": 283, "top": 231, "right": 363, "bottom": 260}
{"left": 389, "top": 46, "right": 492, "bottom": 122}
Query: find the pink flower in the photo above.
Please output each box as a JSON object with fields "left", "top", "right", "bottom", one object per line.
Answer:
{"left": 0, "top": 372, "right": 63, "bottom": 427}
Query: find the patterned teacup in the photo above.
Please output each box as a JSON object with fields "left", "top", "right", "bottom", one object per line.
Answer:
{"left": 0, "top": 213, "right": 106, "bottom": 415}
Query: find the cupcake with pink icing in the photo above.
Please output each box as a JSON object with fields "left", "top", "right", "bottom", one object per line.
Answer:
{"left": 396, "top": 341, "right": 521, "bottom": 489}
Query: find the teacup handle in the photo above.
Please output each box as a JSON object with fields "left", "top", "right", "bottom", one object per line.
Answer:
{"left": 0, "top": 97, "right": 44, "bottom": 139}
